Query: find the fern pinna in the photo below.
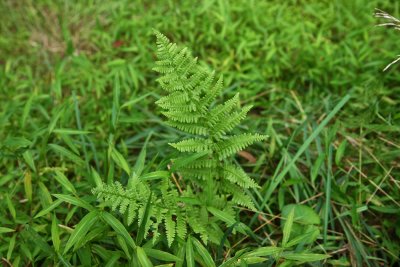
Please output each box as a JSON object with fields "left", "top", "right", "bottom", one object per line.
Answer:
{"left": 93, "top": 32, "right": 267, "bottom": 247}
{"left": 153, "top": 31, "right": 267, "bottom": 210}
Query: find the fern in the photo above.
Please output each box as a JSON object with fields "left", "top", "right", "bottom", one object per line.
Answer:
{"left": 153, "top": 31, "right": 267, "bottom": 209}
{"left": 92, "top": 32, "right": 267, "bottom": 247}
{"left": 92, "top": 180, "right": 185, "bottom": 247}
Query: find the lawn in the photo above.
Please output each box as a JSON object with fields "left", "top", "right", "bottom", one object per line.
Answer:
{"left": 1, "top": 0, "right": 399, "bottom": 266}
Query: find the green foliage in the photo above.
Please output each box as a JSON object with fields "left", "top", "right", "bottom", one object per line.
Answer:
{"left": 93, "top": 179, "right": 188, "bottom": 247}
{"left": 92, "top": 33, "right": 266, "bottom": 249}
{"left": 1, "top": 1, "right": 400, "bottom": 266}
{"left": 281, "top": 204, "right": 321, "bottom": 245}
{"left": 154, "top": 31, "right": 267, "bottom": 210}
{"left": 227, "top": 204, "right": 329, "bottom": 266}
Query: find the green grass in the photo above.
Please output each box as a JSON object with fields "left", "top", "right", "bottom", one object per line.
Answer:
{"left": 1, "top": 0, "right": 399, "bottom": 266}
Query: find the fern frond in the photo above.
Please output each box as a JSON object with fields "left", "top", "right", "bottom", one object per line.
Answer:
{"left": 187, "top": 208, "right": 209, "bottom": 244}
{"left": 221, "top": 182, "right": 256, "bottom": 210}
{"left": 165, "top": 210, "right": 176, "bottom": 247}
{"left": 207, "top": 93, "right": 240, "bottom": 125}
{"left": 176, "top": 211, "right": 187, "bottom": 240}
{"left": 166, "top": 121, "right": 208, "bottom": 136}
{"left": 201, "top": 75, "right": 223, "bottom": 106}
{"left": 179, "top": 167, "right": 215, "bottom": 180}
{"left": 210, "top": 105, "right": 253, "bottom": 137}
{"left": 184, "top": 158, "right": 218, "bottom": 169}
{"left": 223, "top": 164, "right": 260, "bottom": 189}
{"left": 127, "top": 201, "right": 138, "bottom": 225}
{"left": 232, "top": 190, "right": 255, "bottom": 210}
{"left": 169, "top": 138, "right": 212, "bottom": 153}
{"left": 216, "top": 133, "right": 267, "bottom": 160}
{"left": 162, "top": 110, "right": 202, "bottom": 123}
{"left": 92, "top": 182, "right": 147, "bottom": 225}
{"left": 156, "top": 91, "right": 189, "bottom": 106}
{"left": 193, "top": 70, "right": 215, "bottom": 95}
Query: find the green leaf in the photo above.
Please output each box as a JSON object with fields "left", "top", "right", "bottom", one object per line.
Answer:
{"left": 22, "top": 150, "right": 36, "bottom": 172}
{"left": 281, "top": 204, "right": 320, "bottom": 225}
{"left": 171, "top": 151, "right": 209, "bottom": 172}
{"left": 0, "top": 227, "right": 15, "bottom": 234}
{"left": 111, "top": 75, "right": 121, "bottom": 130}
{"left": 136, "top": 193, "right": 152, "bottom": 245}
{"left": 116, "top": 235, "right": 131, "bottom": 259}
{"left": 241, "top": 256, "right": 268, "bottom": 265}
{"left": 136, "top": 247, "right": 153, "bottom": 267}
{"left": 102, "top": 211, "right": 136, "bottom": 249}
{"left": 186, "top": 235, "right": 195, "bottom": 267}
{"left": 54, "top": 171, "right": 77, "bottom": 194}
{"left": 5, "top": 194, "right": 16, "bottom": 220}
{"left": 311, "top": 153, "right": 325, "bottom": 185}
{"left": 191, "top": 236, "right": 215, "bottom": 267}
{"left": 207, "top": 207, "right": 236, "bottom": 226}
{"left": 143, "top": 248, "right": 180, "bottom": 262}
{"left": 23, "top": 171, "right": 32, "bottom": 202}
{"left": 165, "top": 211, "right": 176, "bottom": 247}
{"left": 48, "top": 98, "right": 68, "bottom": 134}
{"left": 53, "top": 128, "right": 91, "bottom": 135}
{"left": 34, "top": 199, "right": 63, "bottom": 218}
{"left": 335, "top": 140, "right": 347, "bottom": 165}
{"left": 216, "top": 133, "right": 267, "bottom": 160}
{"left": 21, "top": 93, "right": 34, "bottom": 128}
{"left": 244, "top": 246, "right": 284, "bottom": 258}
{"left": 3, "top": 137, "right": 32, "bottom": 150}
{"left": 281, "top": 252, "right": 330, "bottom": 262}
{"left": 140, "top": 171, "right": 170, "bottom": 181}
{"left": 132, "top": 133, "right": 152, "bottom": 177}
{"left": 49, "top": 144, "right": 84, "bottom": 166}
{"left": 170, "top": 138, "right": 212, "bottom": 153}
{"left": 91, "top": 167, "right": 103, "bottom": 188}
{"left": 22, "top": 225, "right": 54, "bottom": 256}
{"left": 121, "top": 93, "right": 152, "bottom": 109}
{"left": 105, "top": 252, "right": 121, "bottom": 267}
{"left": 281, "top": 204, "right": 320, "bottom": 245}
{"left": 111, "top": 147, "right": 131, "bottom": 175}
{"left": 52, "top": 215, "right": 61, "bottom": 252}
{"left": 64, "top": 210, "right": 99, "bottom": 254}
{"left": 285, "top": 231, "right": 316, "bottom": 248}
{"left": 37, "top": 182, "right": 52, "bottom": 207}
{"left": 53, "top": 194, "right": 94, "bottom": 211}
{"left": 282, "top": 208, "right": 295, "bottom": 247}
{"left": 7, "top": 234, "right": 16, "bottom": 260}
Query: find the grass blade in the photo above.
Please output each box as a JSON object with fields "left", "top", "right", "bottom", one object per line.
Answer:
{"left": 136, "top": 247, "right": 153, "bottom": 267}
{"left": 54, "top": 171, "right": 77, "bottom": 194}
{"left": 191, "top": 236, "right": 215, "bottom": 267}
{"left": 102, "top": 211, "right": 136, "bottom": 250}
{"left": 281, "top": 252, "right": 330, "bottom": 262}
{"left": 282, "top": 208, "right": 295, "bottom": 247}
{"left": 64, "top": 210, "right": 99, "bottom": 254}
{"left": 49, "top": 144, "right": 85, "bottom": 166}
{"left": 53, "top": 194, "right": 94, "bottom": 211}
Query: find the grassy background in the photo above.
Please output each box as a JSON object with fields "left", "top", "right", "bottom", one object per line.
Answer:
{"left": 1, "top": 0, "right": 399, "bottom": 266}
